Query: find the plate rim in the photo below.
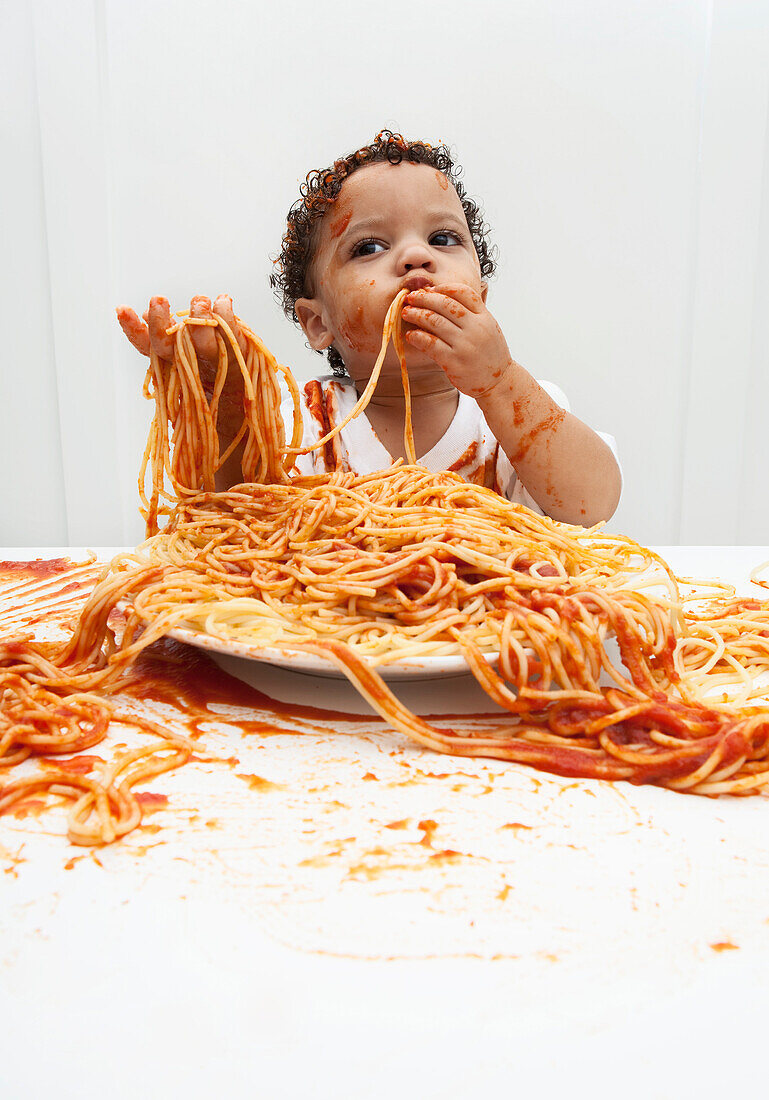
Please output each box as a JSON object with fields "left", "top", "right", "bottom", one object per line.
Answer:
{"left": 165, "top": 622, "right": 498, "bottom": 679}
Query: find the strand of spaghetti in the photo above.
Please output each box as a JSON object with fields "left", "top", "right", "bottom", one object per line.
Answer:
{"left": 215, "top": 419, "right": 249, "bottom": 472}
{"left": 68, "top": 740, "right": 191, "bottom": 845}
{"left": 282, "top": 638, "right": 638, "bottom": 780}
{"left": 287, "top": 289, "right": 409, "bottom": 457}
{"left": 231, "top": 315, "right": 303, "bottom": 470}
{"left": 138, "top": 350, "right": 172, "bottom": 534}
{"left": 208, "top": 330, "right": 231, "bottom": 431}
{"left": 215, "top": 313, "right": 288, "bottom": 486}
{"left": 392, "top": 298, "right": 416, "bottom": 464}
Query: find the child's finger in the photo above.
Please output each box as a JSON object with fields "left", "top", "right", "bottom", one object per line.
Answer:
{"left": 404, "top": 288, "right": 469, "bottom": 324}
{"left": 147, "top": 297, "right": 175, "bottom": 359}
{"left": 425, "top": 283, "right": 483, "bottom": 313}
{"left": 212, "top": 294, "right": 248, "bottom": 359}
{"left": 404, "top": 327, "right": 453, "bottom": 371}
{"left": 116, "top": 306, "right": 151, "bottom": 357}
{"left": 402, "top": 305, "right": 461, "bottom": 343}
{"left": 189, "top": 296, "right": 219, "bottom": 362}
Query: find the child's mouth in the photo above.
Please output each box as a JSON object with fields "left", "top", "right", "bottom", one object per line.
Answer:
{"left": 402, "top": 275, "right": 433, "bottom": 292}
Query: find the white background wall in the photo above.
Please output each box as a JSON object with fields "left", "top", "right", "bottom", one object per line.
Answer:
{"left": 2, "top": 0, "right": 768, "bottom": 548}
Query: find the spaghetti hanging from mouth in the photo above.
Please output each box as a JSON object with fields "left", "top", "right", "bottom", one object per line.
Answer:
{"left": 286, "top": 288, "right": 415, "bottom": 463}
{"left": 3, "top": 291, "right": 769, "bottom": 847}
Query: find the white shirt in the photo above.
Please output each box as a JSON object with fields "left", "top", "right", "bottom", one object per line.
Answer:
{"left": 280, "top": 376, "right": 620, "bottom": 515}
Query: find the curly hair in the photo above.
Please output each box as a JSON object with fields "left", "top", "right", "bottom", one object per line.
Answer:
{"left": 270, "top": 130, "right": 497, "bottom": 376}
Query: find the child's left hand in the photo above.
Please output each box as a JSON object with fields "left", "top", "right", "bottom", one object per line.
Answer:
{"left": 402, "top": 284, "right": 513, "bottom": 398}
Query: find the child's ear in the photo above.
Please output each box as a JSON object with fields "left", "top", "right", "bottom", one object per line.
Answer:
{"left": 295, "top": 298, "right": 334, "bottom": 351}
{"left": 480, "top": 281, "right": 489, "bottom": 304}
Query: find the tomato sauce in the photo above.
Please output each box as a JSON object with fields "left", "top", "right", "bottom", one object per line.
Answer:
{"left": 0, "top": 558, "right": 76, "bottom": 579}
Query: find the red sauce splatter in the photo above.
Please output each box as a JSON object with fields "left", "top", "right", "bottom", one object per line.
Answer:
{"left": 723, "top": 599, "right": 762, "bottom": 613}
{"left": 323, "top": 386, "right": 346, "bottom": 471}
{"left": 303, "top": 380, "right": 337, "bottom": 470}
{"left": 330, "top": 210, "right": 352, "bottom": 238}
{"left": 512, "top": 397, "right": 528, "bottom": 428}
{"left": 190, "top": 753, "right": 240, "bottom": 765}
{"left": 511, "top": 408, "right": 566, "bottom": 465}
{"left": 224, "top": 721, "right": 285, "bottom": 737}
{"left": 422, "top": 710, "right": 502, "bottom": 721}
{"left": 12, "top": 799, "right": 47, "bottom": 819}
{"left": 121, "top": 638, "right": 365, "bottom": 727}
{"left": 97, "top": 637, "right": 521, "bottom": 779}
{"left": 534, "top": 564, "right": 559, "bottom": 578}
{"left": 0, "top": 558, "right": 76, "bottom": 578}
{"left": 304, "top": 379, "right": 326, "bottom": 430}
{"left": 236, "top": 773, "right": 283, "bottom": 792}
{"left": 134, "top": 792, "right": 168, "bottom": 811}
{"left": 448, "top": 440, "right": 479, "bottom": 473}
{"left": 429, "top": 849, "right": 461, "bottom": 862}
{"left": 38, "top": 755, "right": 104, "bottom": 775}
{"left": 710, "top": 941, "right": 739, "bottom": 952}
{"left": 57, "top": 580, "right": 91, "bottom": 596}
{"left": 339, "top": 305, "right": 368, "bottom": 352}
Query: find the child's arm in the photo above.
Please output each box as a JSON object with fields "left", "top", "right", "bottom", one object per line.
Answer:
{"left": 117, "top": 295, "right": 247, "bottom": 491}
{"left": 402, "top": 284, "right": 621, "bottom": 526}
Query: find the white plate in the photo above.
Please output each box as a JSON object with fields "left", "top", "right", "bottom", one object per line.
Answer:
{"left": 166, "top": 623, "right": 497, "bottom": 681}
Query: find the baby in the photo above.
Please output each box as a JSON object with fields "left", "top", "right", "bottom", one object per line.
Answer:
{"left": 118, "top": 131, "right": 621, "bottom": 526}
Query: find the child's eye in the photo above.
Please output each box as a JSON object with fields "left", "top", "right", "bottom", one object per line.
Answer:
{"left": 351, "top": 239, "right": 386, "bottom": 258}
{"left": 430, "top": 230, "right": 463, "bottom": 247}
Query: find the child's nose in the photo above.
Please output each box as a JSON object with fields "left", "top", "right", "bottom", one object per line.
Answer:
{"left": 396, "top": 240, "right": 435, "bottom": 273}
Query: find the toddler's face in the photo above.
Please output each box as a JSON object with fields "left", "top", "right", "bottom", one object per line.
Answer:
{"left": 295, "top": 161, "right": 484, "bottom": 380}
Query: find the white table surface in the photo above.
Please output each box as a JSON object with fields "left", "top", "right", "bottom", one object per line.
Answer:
{"left": 3, "top": 546, "right": 769, "bottom": 1100}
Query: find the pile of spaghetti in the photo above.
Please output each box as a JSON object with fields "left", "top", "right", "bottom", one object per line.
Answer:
{"left": 3, "top": 294, "right": 769, "bottom": 846}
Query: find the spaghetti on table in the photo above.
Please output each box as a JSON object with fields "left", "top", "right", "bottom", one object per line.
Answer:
{"left": 2, "top": 293, "right": 769, "bottom": 845}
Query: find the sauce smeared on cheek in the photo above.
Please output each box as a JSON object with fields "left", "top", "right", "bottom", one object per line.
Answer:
{"left": 338, "top": 298, "right": 381, "bottom": 356}
{"left": 339, "top": 305, "right": 366, "bottom": 351}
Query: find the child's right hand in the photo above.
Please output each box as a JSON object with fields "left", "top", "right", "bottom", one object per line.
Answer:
{"left": 116, "top": 294, "right": 248, "bottom": 387}
{"left": 117, "top": 295, "right": 249, "bottom": 490}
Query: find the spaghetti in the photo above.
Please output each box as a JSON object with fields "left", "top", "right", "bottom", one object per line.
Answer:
{"left": 3, "top": 293, "right": 769, "bottom": 847}
{"left": 286, "top": 289, "right": 412, "bottom": 461}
